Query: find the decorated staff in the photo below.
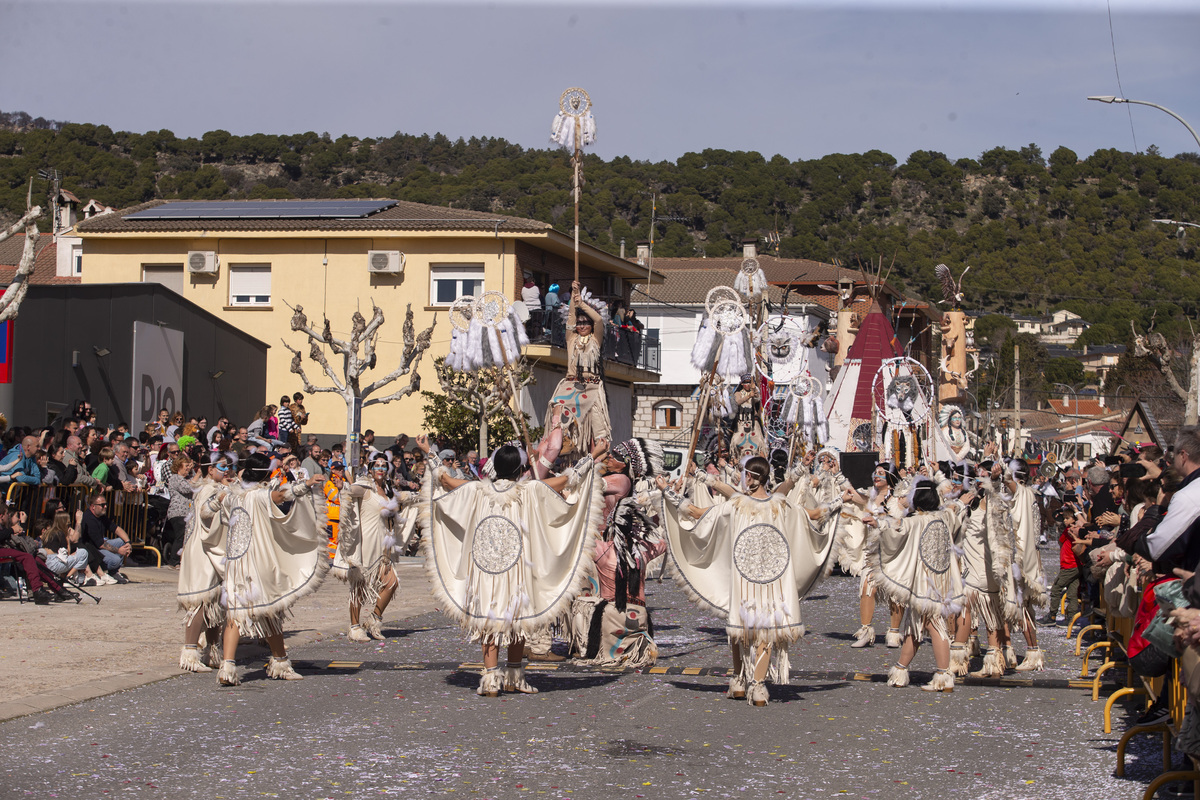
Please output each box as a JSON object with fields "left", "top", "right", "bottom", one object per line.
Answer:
{"left": 550, "top": 87, "right": 595, "bottom": 283}
{"left": 686, "top": 289, "right": 753, "bottom": 470}
{"left": 444, "top": 291, "right": 533, "bottom": 455}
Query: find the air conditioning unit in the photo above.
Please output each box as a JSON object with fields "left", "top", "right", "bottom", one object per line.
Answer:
{"left": 367, "top": 250, "right": 404, "bottom": 274}
{"left": 187, "top": 251, "right": 218, "bottom": 274}
{"left": 604, "top": 275, "right": 624, "bottom": 297}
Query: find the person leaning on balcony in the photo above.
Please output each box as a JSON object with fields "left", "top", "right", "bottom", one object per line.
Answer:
{"left": 0, "top": 435, "right": 42, "bottom": 486}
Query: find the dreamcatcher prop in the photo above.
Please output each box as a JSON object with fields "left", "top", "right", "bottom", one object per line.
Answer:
{"left": 444, "top": 291, "right": 533, "bottom": 452}
{"left": 779, "top": 374, "right": 827, "bottom": 458}
{"left": 734, "top": 256, "right": 768, "bottom": 303}
{"left": 687, "top": 294, "right": 752, "bottom": 469}
{"left": 870, "top": 356, "right": 935, "bottom": 469}
{"left": 550, "top": 87, "right": 595, "bottom": 283}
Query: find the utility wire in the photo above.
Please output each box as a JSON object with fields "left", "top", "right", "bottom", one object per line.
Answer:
{"left": 1107, "top": 0, "right": 1139, "bottom": 153}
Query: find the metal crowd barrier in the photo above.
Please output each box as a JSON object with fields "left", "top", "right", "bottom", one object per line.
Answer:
{"left": 4, "top": 483, "right": 163, "bottom": 567}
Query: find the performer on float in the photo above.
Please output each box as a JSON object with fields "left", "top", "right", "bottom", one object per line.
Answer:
{"left": 864, "top": 476, "right": 972, "bottom": 692}
{"left": 940, "top": 404, "right": 972, "bottom": 462}
{"left": 840, "top": 462, "right": 906, "bottom": 648}
{"left": 546, "top": 280, "right": 611, "bottom": 452}
{"left": 177, "top": 453, "right": 235, "bottom": 673}
{"left": 216, "top": 452, "right": 329, "bottom": 686}
{"left": 574, "top": 437, "right": 666, "bottom": 668}
{"left": 333, "top": 454, "right": 418, "bottom": 643}
{"left": 727, "top": 374, "right": 767, "bottom": 459}
{"left": 658, "top": 457, "right": 839, "bottom": 706}
{"left": 417, "top": 434, "right": 605, "bottom": 696}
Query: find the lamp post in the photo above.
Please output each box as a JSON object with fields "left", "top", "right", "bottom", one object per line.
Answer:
{"left": 1054, "top": 382, "right": 1079, "bottom": 464}
{"left": 1087, "top": 96, "right": 1200, "bottom": 151}
{"left": 1090, "top": 96, "right": 1200, "bottom": 427}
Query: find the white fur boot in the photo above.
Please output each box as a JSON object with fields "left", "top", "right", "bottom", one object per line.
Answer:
{"left": 207, "top": 642, "right": 223, "bottom": 671}
{"left": 364, "top": 612, "right": 385, "bottom": 641}
{"left": 747, "top": 680, "right": 769, "bottom": 707}
{"left": 970, "top": 647, "right": 1005, "bottom": 678}
{"left": 348, "top": 624, "right": 371, "bottom": 643}
{"left": 1004, "top": 645, "right": 1018, "bottom": 669}
{"left": 949, "top": 643, "right": 969, "bottom": 677}
{"left": 968, "top": 635, "right": 983, "bottom": 658}
{"left": 921, "top": 668, "right": 955, "bottom": 693}
{"left": 266, "top": 656, "right": 304, "bottom": 681}
{"left": 180, "top": 645, "right": 212, "bottom": 673}
{"left": 477, "top": 666, "right": 503, "bottom": 697}
{"left": 887, "top": 664, "right": 910, "bottom": 687}
{"left": 503, "top": 661, "right": 539, "bottom": 694}
{"left": 851, "top": 624, "right": 876, "bottom": 648}
{"left": 885, "top": 628, "right": 902, "bottom": 648}
{"left": 216, "top": 659, "right": 240, "bottom": 686}
{"left": 727, "top": 673, "right": 747, "bottom": 699}
{"left": 1014, "top": 647, "right": 1045, "bottom": 672}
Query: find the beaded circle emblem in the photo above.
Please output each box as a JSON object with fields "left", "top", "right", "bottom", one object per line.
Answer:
{"left": 225, "top": 505, "right": 253, "bottom": 561}
{"left": 733, "top": 523, "right": 790, "bottom": 584}
{"left": 919, "top": 518, "right": 952, "bottom": 575}
{"left": 471, "top": 515, "right": 523, "bottom": 574}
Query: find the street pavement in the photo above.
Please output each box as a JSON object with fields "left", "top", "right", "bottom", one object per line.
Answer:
{"left": 0, "top": 550, "right": 1180, "bottom": 800}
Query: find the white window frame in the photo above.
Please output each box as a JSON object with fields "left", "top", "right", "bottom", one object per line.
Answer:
{"left": 429, "top": 263, "right": 484, "bottom": 306}
{"left": 229, "top": 263, "right": 272, "bottom": 307}
{"left": 142, "top": 263, "right": 185, "bottom": 294}
{"left": 653, "top": 400, "right": 683, "bottom": 430}
{"left": 72, "top": 246, "right": 82, "bottom": 275}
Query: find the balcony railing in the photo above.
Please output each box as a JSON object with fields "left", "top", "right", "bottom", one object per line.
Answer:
{"left": 526, "top": 309, "right": 660, "bottom": 373}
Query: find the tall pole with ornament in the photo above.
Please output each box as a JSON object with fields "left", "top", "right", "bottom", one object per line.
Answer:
{"left": 551, "top": 88, "right": 595, "bottom": 283}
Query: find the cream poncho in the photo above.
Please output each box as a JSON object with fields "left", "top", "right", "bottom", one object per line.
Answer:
{"left": 176, "top": 480, "right": 227, "bottom": 628}
{"left": 1006, "top": 482, "right": 1049, "bottom": 617}
{"left": 663, "top": 492, "right": 838, "bottom": 658}
{"left": 222, "top": 480, "right": 330, "bottom": 638}
{"left": 420, "top": 464, "right": 603, "bottom": 646}
{"left": 868, "top": 503, "right": 968, "bottom": 639}
{"left": 332, "top": 479, "right": 418, "bottom": 610}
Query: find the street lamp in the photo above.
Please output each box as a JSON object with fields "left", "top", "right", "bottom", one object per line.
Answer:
{"left": 1054, "top": 382, "right": 1079, "bottom": 464}
{"left": 1087, "top": 96, "right": 1200, "bottom": 151}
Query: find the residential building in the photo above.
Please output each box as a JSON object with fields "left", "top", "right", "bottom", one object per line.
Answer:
{"left": 1009, "top": 309, "right": 1091, "bottom": 345}
{"left": 74, "top": 198, "right": 661, "bottom": 440}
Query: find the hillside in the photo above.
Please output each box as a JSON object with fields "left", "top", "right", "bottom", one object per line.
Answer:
{"left": 2, "top": 116, "right": 1198, "bottom": 346}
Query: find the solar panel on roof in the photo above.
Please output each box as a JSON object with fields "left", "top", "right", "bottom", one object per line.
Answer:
{"left": 125, "top": 200, "right": 397, "bottom": 220}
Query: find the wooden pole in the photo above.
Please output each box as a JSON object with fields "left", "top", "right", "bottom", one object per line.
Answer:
{"left": 573, "top": 116, "right": 581, "bottom": 284}
{"left": 684, "top": 340, "right": 724, "bottom": 472}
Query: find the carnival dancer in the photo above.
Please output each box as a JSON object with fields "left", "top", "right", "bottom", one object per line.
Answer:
{"left": 1001, "top": 458, "right": 1049, "bottom": 671}
{"left": 949, "top": 461, "right": 1010, "bottom": 677}
{"left": 545, "top": 281, "right": 611, "bottom": 452}
{"left": 573, "top": 438, "right": 666, "bottom": 668}
{"left": 658, "top": 457, "right": 839, "bottom": 706}
{"left": 417, "top": 434, "right": 605, "bottom": 697}
{"left": 727, "top": 375, "right": 767, "bottom": 459}
{"left": 177, "top": 453, "right": 235, "bottom": 673}
{"left": 216, "top": 452, "right": 329, "bottom": 686}
{"left": 841, "top": 462, "right": 906, "bottom": 648}
{"left": 334, "top": 454, "right": 418, "bottom": 643}
{"left": 865, "top": 477, "right": 972, "bottom": 692}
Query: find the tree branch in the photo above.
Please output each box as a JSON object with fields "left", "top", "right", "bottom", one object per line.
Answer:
{"left": 363, "top": 371, "right": 420, "bottom": 407}
{"left": 362, "top": 312, "right": 436, "bottom": 397}
{"left": 0, "top": 200, "right": 42, "bottom": 322}
{"left": 281, "top": 340, "right": 345, "bottom": 394}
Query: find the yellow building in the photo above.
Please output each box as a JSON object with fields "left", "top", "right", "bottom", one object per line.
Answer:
{"left": 76, "top": 198, "right": 661, "bottom": 441}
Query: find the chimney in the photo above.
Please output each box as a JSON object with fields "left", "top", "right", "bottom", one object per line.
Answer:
{"left": 636, "top": 240, "right": 650, "bottom": 266}
{"left": 742, "top": 238, "right": 757, "bottom": 259}
{"left": 619, "top": 238, "right": 626, "bottom": 260}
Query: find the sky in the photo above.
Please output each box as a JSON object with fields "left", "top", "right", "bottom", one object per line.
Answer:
{"left": 2, "top": 0, "right": 1199, "bottom": 165}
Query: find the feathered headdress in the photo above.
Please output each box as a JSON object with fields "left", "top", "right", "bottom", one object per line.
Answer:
{"left": 610, "top": 437, "right": 664, "bottom": 481}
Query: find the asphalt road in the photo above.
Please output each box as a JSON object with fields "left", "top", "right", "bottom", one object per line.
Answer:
{"left": 0, "top": 551, "right": 1180, "bottom": 800}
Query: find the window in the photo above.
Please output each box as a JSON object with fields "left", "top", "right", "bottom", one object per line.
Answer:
{"left": 229, "top": 264, "right": 271, "bottom": 306}
{"left": 72, "top": 246, "right": 82, "bottom": 275}
{"left": 142, "top": 264, "right": 184, "bottom": 295}
{"left": 429, "top": 264, "right": 484, "bottom": 306}
{"left": 653, "top": 400, "right": 682, "bottom": 430}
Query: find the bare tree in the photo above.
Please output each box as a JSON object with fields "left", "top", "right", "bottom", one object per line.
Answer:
{"left": 0, "top": 182, "right": 44, "bottom": 321}
{"left": 1131, "top": 318, "right": 1199, "bottom": 426}
{"left": 283, "top": 301, "right": 436, "bottom": 467}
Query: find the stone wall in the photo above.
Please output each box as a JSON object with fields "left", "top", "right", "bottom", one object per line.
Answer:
{"left": 632, "top": 384, "right": 701, "bottom": 445}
